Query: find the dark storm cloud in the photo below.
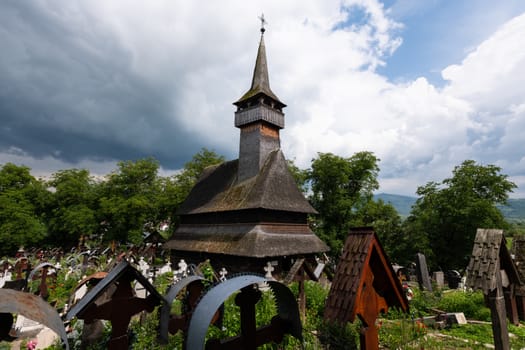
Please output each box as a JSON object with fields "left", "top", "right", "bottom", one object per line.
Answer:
{"left": 0, "top": 1, "right": 208, "bottom": 169}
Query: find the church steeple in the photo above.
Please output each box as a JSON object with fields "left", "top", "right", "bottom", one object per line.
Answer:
{"left": 234, "top": 22, "right": 285, "bottom": 109}
{"left": 164, "top": 17, "right": 329, "bottom": 273}
{"left": 234, "top": 18, "right": 286, "bottom": 182}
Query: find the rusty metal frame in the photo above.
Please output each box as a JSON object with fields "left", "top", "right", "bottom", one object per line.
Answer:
{"left": 0, "top": 289, "right": 69, "bottom": 349}
{"left": 186, "top": 274, "right": 302, "bottom": 350}
{"left": 28, "top": 262, "right": 57, "bottom": 281}
{"left": 159, "top": 275, "right": 205, "bottom": 343}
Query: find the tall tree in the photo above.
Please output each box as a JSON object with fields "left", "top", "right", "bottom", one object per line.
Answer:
{"left": 0, "top": 163, "right": 48, "bottom": 255}
{"left": 406, "top": 160, "right": 516, "bottom": 270}
{"left": 308, "top": 151, "right": 380, "bottom": 255}
{"left": 287, "top": 159, "right": 309, "bottom": 194}
{"left": 354, "top": 199, "right": 405, "bottom": 263}
{"left": 98, "top": 158, "right": 161, "bottom": 243}
{"left": 46, "top": 169, "right": 98, "bottom": 247}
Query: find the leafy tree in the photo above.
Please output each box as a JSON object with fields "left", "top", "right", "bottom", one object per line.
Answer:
{"left": 0, "top": 163, "right": 48, "bottom": 255}
{"left": 98, "top": 158, "right": 162, "bottom": 243}
{"left": 287, "top": 159, "right": 309, "bottom": 194}
{"left": 0, "top": 163, "right": 34, "bottom": 191}
{"left": 46, "top": 169, "right": 98, "bottom": 247}
{"left": 308, "top": 152, "right": 380, "bottom": 255}
{"left": 406, "top": 160, "right": 516, "bottom": 270}
{"left": 354, "top": 199, "right": 405, "bottom": 263}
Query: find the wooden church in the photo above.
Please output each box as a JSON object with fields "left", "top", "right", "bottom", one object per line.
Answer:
{"left": 164, "top": 24, "right": 328, "bottom": 275}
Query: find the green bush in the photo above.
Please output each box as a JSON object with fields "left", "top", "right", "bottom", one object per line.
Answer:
{"left": 437, "top": 290, "right": 490, "bottom": 321}
{"left": 407, "top": 287, "right": 441, "bottom": 317}
{"left": 318, "top": 321, "right": 359, "bottom": 350}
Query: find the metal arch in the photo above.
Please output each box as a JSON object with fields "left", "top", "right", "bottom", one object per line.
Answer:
{"left": 28, "top": 262, "right": 58, "bottom": 281}
{"left": 159, "top": 275, "right": 204, "bottom": 344}
{"left": 186, "top": 275, "right": 302, "bottom": 350}
{"left": 0, "top": 289, "right": 69, "bottom": 350}
{"left": 186, "top": 275, "right": 265, "bottom": 350}
{"left": 268, "top": 280, "right": 303, "bottom": 341}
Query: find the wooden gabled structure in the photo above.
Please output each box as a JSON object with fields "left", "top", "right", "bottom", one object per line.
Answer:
{"left": 66, "top": 260, "right": 165, "bottom": 350}
{"left": 324, "top": 227, "right": 408, "bottom": 350}
{"left": 466, "top": 228, "right": 521, "bottom": 350}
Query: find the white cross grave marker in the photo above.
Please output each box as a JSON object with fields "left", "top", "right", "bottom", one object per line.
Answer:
{"left": 264, "top": 261, "right": 275, "bottom": 280}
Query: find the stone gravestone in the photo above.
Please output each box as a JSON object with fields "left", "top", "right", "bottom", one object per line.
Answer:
{"left": 433, "top": 271, "right": 444, "bottom": 288}
{"left": 415, "top": 253, "right": 432, "bottom": 291}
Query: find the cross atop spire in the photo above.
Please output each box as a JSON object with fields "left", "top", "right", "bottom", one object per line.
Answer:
{"left": 259, "top": 13, "right": 267, "bottom": 34}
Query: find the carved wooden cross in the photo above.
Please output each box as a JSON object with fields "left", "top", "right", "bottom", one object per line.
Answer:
{"left": 355, "top": 267, "right": 388, "bottom": 350}
{"left": 81, "top": 274, "right": 159, "bottom": 350}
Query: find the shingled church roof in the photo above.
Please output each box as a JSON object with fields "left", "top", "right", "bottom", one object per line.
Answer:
{"left": 177, "top": 149, "right": 317, "bottom": 215}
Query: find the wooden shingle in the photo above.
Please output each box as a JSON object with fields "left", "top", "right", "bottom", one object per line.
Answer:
{"left": 324, "top": 227, "right": 408, "bottom": 324}
{"left": 466, "top": 228, "right": 521, "bottom": 293}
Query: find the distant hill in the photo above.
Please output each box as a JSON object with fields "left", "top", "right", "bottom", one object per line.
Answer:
{"left": 374, "top": 193, "right": 415, "bottom": 217}
{"left": 374, "top": 193, "right": 525, "bottom": 222}
{"left": 497, "top": 198, "right": 525, "bottom": 222}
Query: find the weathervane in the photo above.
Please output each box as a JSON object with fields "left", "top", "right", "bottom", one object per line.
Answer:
{"left": 259, "top": 13, "right": 267, "bottom": 34}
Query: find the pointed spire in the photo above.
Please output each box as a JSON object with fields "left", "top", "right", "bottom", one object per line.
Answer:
{"left": 249, "top": 32, "right": 271, "bottom": 96}
{"left": 234, "top": 16, "right": 285, "bottom": 108}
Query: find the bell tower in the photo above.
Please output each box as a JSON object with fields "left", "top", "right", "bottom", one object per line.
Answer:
{"left": 164, "top": 16, "right": 329, "bottom": 275}
{"left": 233, "top": 16, "right": 286, "bottom": 182}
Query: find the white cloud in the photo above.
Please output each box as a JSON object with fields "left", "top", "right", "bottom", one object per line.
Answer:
{"left": 1, "top": 1, "right": 525, "bottom": 198}
{"left": 285, "top": 10, "right": 525, "bottom": 197}
{"left": 442, "top": 13, "right": 525, "bottom": 111}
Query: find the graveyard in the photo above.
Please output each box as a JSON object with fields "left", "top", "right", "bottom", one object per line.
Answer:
{"left": 1, "top": 14, "right": 525, "bottom": 350}
{"left": 1, "top": 231, "right": 525, "bottom": 349}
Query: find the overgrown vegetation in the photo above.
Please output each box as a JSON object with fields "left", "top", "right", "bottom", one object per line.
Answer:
{"left": 1, "top": 255, "right": 524, "bottom": 349}
{"left": 2, "top": 151, "right": 524, "bottom": 348}
{"left": 1, "top": 151, "right": 519, "bottom": 275}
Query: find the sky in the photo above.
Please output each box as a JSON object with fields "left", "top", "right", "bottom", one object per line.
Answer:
{"left": 1, "top": 0, "right": 525, "bottom": 197}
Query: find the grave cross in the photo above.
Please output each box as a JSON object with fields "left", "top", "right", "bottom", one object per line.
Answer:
{"left": 258, "top": 13, "right": 267, "bottom": 33}
{"left": 81, "top": 273, "right": 159, "bottom": 349}
{"left": 205, "top": 285, "right": 289, "bottom": 350}
{"left": 355, "top": 267, "right": 388, "bottom": 349}
{"left": 219, "top": 267, "right": 228, "bottom": 281}
{"left": 264, "top": 262, "right": 274, "bottom": 280}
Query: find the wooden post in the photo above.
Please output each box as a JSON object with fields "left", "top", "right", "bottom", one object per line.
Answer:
{"left": 235, "top": 286, "right": 261, "bottom": 350}
{"left": 504, "top": 288, "right": 519, "bottom": 325}
{"left": 487, "top": 265, "right": 510, "bottom": 350}
{"left": 517, "top": 295, "right": 525, "bottom": 320}
{"left": 298, "top": 267, "right": 306, "bottom": 321}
